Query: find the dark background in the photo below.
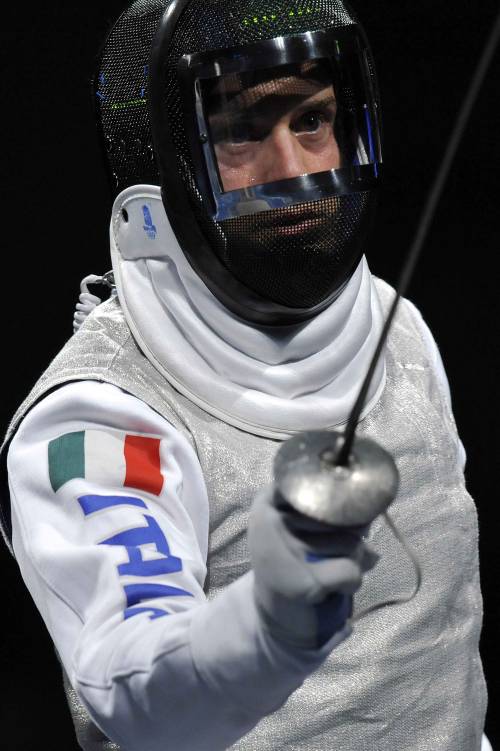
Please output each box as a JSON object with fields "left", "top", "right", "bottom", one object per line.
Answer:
{"left": 1, "top": 1, "right": 499, "bottom": 748}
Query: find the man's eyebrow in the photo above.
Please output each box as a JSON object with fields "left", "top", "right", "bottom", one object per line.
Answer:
{"left": 209, "top": 92, "right": 337, "bottom": 123}
{"left": 294, "top": 94, "right": 337, "bottom": 113}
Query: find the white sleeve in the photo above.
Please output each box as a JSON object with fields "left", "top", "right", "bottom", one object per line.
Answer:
{"left": 403, "top": 298, "right": 467, "bottom": 470}
{"left": 7, "top": 380, "right": 330, "bottom": 751}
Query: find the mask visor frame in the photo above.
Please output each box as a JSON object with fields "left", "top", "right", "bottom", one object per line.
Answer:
{"left": 178, "top": 25, "right": 381, "bottom": 221}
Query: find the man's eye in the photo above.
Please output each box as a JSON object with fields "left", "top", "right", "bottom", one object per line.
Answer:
{"left": 293, "top": 110, "right": 332, "bottom": 134}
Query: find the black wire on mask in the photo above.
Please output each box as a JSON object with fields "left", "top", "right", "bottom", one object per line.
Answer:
{"left": 336, "top": 9, "right": 500, "bottom": 468}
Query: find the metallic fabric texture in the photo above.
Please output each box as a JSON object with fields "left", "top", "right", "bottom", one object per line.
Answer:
{"left": 0, "top": 279, "right": 487, "bottom": 750}
{"left": 62, "top": 668, "right": 121, "bottom": 751}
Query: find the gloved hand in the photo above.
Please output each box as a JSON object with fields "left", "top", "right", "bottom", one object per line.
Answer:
{"left": 248, "top": 485, "right": 379, "bottom": 650}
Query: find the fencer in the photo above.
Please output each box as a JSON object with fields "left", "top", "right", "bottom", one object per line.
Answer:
{"left": 0, "top": 1, "right": 488, "bottom": 749}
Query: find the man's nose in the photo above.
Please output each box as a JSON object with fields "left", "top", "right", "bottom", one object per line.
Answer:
{"left": 260, "top": 126, "right": 307, "bottom": 183}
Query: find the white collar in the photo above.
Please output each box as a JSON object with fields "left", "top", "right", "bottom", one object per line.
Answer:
{"left": 110, "top": 185, "right": 386, "bottom": 439}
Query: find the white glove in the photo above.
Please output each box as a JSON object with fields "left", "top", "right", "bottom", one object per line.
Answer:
{"left": 248, "top": 485, "right": 379, "bottom": 650}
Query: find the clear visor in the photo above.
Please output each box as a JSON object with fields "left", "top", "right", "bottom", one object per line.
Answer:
{"left": 185, "top": 29, "right": 381, "bottom": 219}
{"left": 205, "top": 60, "right": 346, "bottom": 191}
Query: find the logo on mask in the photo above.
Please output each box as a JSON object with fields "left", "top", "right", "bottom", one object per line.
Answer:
{"left": 142, "top": 205, "right": 157, "bottom": 240}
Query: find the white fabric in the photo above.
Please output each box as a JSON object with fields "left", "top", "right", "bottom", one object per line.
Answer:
{"left": 7, "top": 289, "right": 479, "bottom": 749}
{"left": 110, "top": 185, "right": 387, "bottom": 439}
{"left": 8, "top": 381, "right": 340, "bottom": 751}
{"left": 82, "top": 429, "right": 128, "bottom": 485}
{"left": 482, "top": 735, "right": 494, "bottom": 751}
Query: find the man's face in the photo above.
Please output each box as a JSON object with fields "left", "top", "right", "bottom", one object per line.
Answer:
{"left": 207, "top": 64, "right": 340, "bottom": 192}
{"left": 197, "top": 62, "right": 370, "bottom": 309}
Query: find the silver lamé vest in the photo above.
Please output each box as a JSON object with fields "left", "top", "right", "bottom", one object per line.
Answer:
{"left": 1, "top": 281, "right": 487, "bottom": 751}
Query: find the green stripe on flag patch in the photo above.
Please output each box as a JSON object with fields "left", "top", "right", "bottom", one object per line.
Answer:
{"left": 48, "top": 431, "right": 85, "bottom": 492}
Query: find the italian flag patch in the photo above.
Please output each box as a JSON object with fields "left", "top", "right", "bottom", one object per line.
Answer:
{"left": 48, "top": 430, "right": 164, "bottom": 496}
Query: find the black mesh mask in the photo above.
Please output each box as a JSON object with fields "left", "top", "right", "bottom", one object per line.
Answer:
{"left": 95, "top": 0, "right": 382, "bottom": 325}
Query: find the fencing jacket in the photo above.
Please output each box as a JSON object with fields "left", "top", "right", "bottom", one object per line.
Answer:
{"left": 0, "top": 212, "right": 487, "bottom": 750}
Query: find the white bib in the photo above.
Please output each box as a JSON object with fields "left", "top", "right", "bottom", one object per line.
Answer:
{"left": 110, "top": 185, "right": 386, "bottom": 438}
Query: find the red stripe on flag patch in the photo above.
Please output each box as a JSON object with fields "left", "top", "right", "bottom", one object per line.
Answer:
{"left": 124, "top": 435, "right": 164, "bottom": 496}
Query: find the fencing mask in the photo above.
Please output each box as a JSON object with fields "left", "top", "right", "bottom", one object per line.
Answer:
{"left": 95, "top": 0, "right": 381, "bottom": 325}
